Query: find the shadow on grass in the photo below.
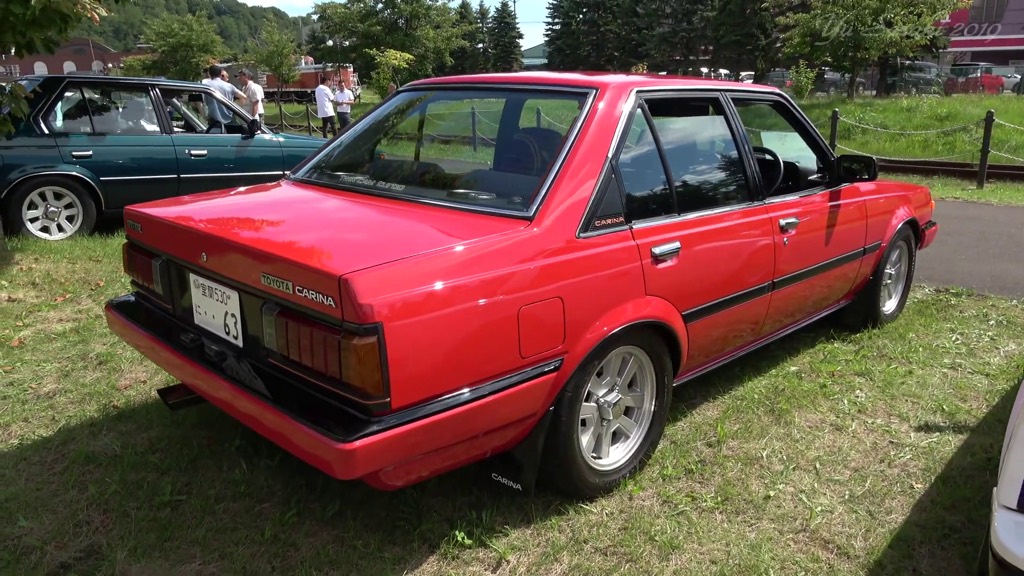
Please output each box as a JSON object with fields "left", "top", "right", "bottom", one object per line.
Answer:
{"left": 866, "top": 374, "right": 1023, "bottom": 576}
{"left": 0, "top": 317, "right": 854, "bottom": 574}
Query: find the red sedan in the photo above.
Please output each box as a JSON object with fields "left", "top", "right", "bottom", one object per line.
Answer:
{"left": 105, "top": 72, "right": 939, "bottom": 498}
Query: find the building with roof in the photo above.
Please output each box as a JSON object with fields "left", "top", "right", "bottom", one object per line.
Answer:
{"left": 938, "top": 0, "right": 1024, "bottom": 66}
{"left": 522, "top": 43, "right": 548, "bottom": 70}
{"left": 0, "top": 37, "right": 143, "bottom": 78}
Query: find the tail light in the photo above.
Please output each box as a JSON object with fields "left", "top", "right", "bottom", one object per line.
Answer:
{"left": 261, "top": 302, "right": 388, "bottom": 408}
{"left": 123, "top": 242, "right": 170, "bottom": 304}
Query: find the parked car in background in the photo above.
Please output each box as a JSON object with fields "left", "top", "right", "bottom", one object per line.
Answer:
{"left": 738, "top": 71, "right": 755, "bottom": 83}
{"left": 105, "top": 72, "right": 940, "bottom": 498}
{"left": 980, "top": 375, "right": 1024, "bottom": 575}
{"left": 766, "top": 69, "right": 793, "bottom": 92}
{"left": 0, "top": 75, "right": 325, "bottom": 241}
{"left": 887, "top": 60, "right": 947, "bottom": 95}
{"left": 1002, "top": 73, "right": 1021, "bottom": 94}
{"left": 814, "top": 68, "right": 867, "bottom": 95}
{"left": 945, "top": 62, "right": 1005, "bottom": 95}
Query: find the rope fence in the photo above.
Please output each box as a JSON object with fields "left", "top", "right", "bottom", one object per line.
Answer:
{"left": 826, "top": 108, "right": 1024, "bottom": 188}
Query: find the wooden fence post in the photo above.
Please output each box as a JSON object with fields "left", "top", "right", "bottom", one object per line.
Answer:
{"left": 977, "top": 110, "right": 995, "bottom": 189}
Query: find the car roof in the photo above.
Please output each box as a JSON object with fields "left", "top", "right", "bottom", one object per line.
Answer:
{"left": 406, "top": 71, "right": 781, "bottom": 93}
{"left": 20, "top": 74, "right": 207, "bottom": 89}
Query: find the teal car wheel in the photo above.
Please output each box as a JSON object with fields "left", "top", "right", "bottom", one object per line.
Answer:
{"left": 6, "top": 176, "right": 97, "bottom": 241}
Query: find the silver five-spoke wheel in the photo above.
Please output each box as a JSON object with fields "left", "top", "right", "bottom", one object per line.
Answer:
{"left": 578, "top": 345, "right": 656, "bottom": 472}
{"left": 21, "top": 185, "right": 84, "bottom": 241}
{"left": 879, "top": 241, "right": 909, "bottom": 315}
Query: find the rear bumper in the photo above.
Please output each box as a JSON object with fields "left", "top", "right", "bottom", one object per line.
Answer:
{"left": 104, "top": 293, "right": 561, "bottom": 489}
{"left": 920, "top": 220, "right": 939, "bottom": 251}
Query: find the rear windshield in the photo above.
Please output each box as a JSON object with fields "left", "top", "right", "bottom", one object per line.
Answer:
{"left": 294, "top": 87, "right": 591, "bottom": 214}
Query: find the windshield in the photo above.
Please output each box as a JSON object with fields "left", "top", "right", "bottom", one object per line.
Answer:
{"left": 294, "top": 87, "right": 591, "bottom": 214}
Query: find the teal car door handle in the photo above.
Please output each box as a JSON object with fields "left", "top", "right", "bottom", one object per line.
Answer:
{"left": 186, "top": 149, "right": 208, "bottom": 158}
{"left": 70, "top": 150, "right": 93, "bottom": 159}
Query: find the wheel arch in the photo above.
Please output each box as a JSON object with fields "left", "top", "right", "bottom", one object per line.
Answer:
{"left": 552, "top": 296, "right": 689, "bottom": 407}
{"left": 1, "top": 169, "right": 106, "bottom": 212}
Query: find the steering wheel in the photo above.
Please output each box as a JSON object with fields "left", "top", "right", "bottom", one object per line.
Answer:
{"left": 752, "top": 145, "right": 784, "bottom": 195}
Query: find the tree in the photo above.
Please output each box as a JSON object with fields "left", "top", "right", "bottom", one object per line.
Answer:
{"left": 475, "top": 1, "right": 493, "bottom": 72}
{"left": 365, "top": 48, "right": 415, "bottom": 97}
{"left": 488, "top": 0, "right": 523, "bottom": 72}
{"left": 544, "top": 0, "right": 585, "bottom": 70}
{"left": 779, "top": 0, "right": 968, "bottom": 98}
{"left": 447, "top": 0, "right": 488, "bottom": 74}
{"left": 245, "top": 19, "right": 299, "bottom": 124}
{"left": 711, "top": 0, "right": 783, "bottom": 82}
{"left": 314, "top": 0, "right": 463, "bottom": 83}
{"left": 1, "top": 0, "right": 122, "bottom": 136}
{"left": 141, "top": 12, "right": 228, "bottom": 81}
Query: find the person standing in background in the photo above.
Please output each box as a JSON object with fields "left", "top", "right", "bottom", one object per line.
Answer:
{"left": 334, "top": 79, "right": 355, "bottom": 130}
{"left": 203, "top": 65, "right": 245, "bottom": 133}
{"left": 237, "top": 69, "right": 265, "bottom": 123}
{"left": 315, "top": 75, "right": 337, "bottom": 138}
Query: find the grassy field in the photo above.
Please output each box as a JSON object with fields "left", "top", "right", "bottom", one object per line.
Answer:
{"left": 1, "top": 234, "right": 1023, "bottom": 574}
{"left": 799, "top": 95, "right": 1024, "bottom": 165}
{"left": 884, "top": 173, "right": 1024, "bottom": 206}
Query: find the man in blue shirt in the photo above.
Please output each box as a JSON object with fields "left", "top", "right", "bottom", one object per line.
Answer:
{"left": 202, "top": 65, "right": 244, "bottom": 134}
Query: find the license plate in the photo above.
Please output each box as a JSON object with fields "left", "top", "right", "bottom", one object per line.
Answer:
{"left": 189, "top": 272, "right": 243, "bottom": 348}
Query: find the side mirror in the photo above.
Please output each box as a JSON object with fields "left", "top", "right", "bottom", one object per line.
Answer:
{"left": 247, "top": 117, "right": 261, "bottom": 137}
{"left": 835, "top": 154, "right": 878, "bottom": 183}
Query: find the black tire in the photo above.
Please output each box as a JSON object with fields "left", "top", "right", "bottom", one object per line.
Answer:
{"left": 4, "top": 175, "right": 97, "bottom": 241}
{"left": 540, "top": 328, "right": 673, "bottom": 499}
{"left": 840, "top": 225, "right": 917, "bottom": 330}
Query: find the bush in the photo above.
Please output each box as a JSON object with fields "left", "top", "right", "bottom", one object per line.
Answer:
{"left": 790, "top": 61, "right": 816, "bottom": 100}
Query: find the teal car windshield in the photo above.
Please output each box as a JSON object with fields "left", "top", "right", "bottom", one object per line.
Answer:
{"left": 295, "top": 87, "right": 591, "bottom": 214}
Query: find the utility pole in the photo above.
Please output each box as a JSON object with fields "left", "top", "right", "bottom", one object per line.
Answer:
{"left": 513, "top": 0, "right": 517, "bottom": 16}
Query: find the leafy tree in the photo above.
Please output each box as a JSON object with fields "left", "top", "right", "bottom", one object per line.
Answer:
{"left": 1, "top": 0, "right": 122, "bottom": 136}
{"left": 72, "top": 0, "right": 298, "bottom": 56}
{"left": 779, "top": 0, "right": 967, "bottom": 98}
{"left": 365, "top": 48, "right": 415, "bottom": 97}
{"left": 141, "top": 12, "right": 227, "bottom": 80}
{"left": 314, "top": 0, "right": 463, "bottom": 83}
{"left": 245, "top": 19, "right": 299, "bottom": 123}
{"left": 488, "top": 0, "right": 523, "bottom": 72}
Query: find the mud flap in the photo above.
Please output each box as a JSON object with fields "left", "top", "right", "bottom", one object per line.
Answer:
{"left": 482, "top": 405, "right": 555, "bottom": 495}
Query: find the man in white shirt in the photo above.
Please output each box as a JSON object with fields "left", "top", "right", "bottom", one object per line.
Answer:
{"left": 314, "top": 76, "right": 337, "bottom": 138}
{"left": 203, "top": 65, "right": 245, "bottom": 134}
{"left": 236, "top": 69, "right": 265, "bottom": 123}
{"left": 334, "top": 80, "right": 355, "bottom": 129}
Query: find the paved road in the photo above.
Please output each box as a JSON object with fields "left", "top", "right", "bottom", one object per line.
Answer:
{"left": 916, "top": 200, "right": 1024, "bottom": 299}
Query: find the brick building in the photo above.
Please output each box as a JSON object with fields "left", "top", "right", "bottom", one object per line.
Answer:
{"left": 0, "top": 37, "right": 140, "bottom": 77}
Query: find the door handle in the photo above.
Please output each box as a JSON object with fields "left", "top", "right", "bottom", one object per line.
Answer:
{"left": 187, "top": 149, "right": 208, "bottom": 158}
{"left": 651, "top": 241, "right": 681, "bottom": 261}
{"left": 778, "top": 217, "right": 800, "bottom": 233}
{"left": 70, "top": 151, "right": 93, "bottom": 159}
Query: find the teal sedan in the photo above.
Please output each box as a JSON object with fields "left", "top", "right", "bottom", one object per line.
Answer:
{"left": 1, "top": 75, "right": 326, "bottom": 240}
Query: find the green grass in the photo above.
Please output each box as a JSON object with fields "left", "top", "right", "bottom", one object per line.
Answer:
{"left": 799, "top": 95, "right": 1024, "bottom": 165}
{"left": 2, "top": 235, "right": 1023, "bottom": 574}
{"left": 883, "top": 173, "right": 1024, "bottom": 206}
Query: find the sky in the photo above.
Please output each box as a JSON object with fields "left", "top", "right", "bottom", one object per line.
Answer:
{"left": 239, "top": 0, "right": 547, "bottom": 50}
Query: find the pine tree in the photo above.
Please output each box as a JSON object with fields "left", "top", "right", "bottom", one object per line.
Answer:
{"left": 488, "top": 0, "right": 523, "bottom": 72}
{"left": 449, "top": 0, "right": 488, "bottom": 74}
{"left": 545, "top": 0, "right": 579, "bottom": 70}
{"left": 475, "top": 1, "right": 493, "bottom": 72}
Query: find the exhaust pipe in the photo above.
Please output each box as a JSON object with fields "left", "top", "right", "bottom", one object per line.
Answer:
{"left": 156, "top": 383, "right": 207, "bottom": 411}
